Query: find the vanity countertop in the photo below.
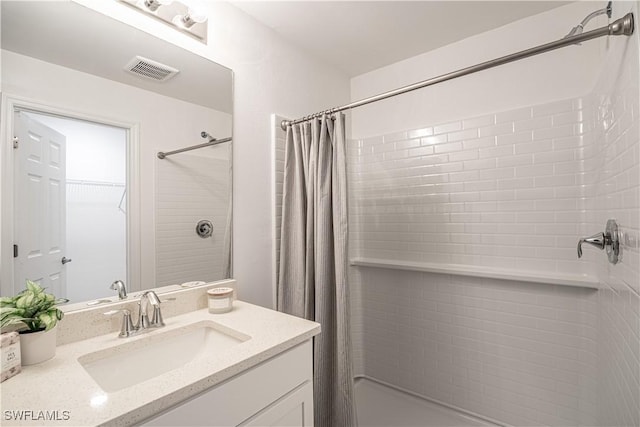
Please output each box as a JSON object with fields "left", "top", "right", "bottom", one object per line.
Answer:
{"left": 0, "top": 302, "right": 320, "bottom": 426}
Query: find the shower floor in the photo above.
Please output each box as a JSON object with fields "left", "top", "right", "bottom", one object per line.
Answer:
{"left": 355, "top": 378, "right": 495, "bottom": 427}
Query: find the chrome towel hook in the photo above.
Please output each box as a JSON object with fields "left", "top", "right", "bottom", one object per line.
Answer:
{"left": 577, "top": 219, "right": 620, "bottom": 264}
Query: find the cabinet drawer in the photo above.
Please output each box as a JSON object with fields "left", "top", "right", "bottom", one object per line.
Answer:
{"left": 141, "top": 340, "right": 312, "bottom": 426}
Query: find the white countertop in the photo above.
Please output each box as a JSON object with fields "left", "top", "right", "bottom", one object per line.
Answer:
{"left": 0, "top": 301, "right": 320, "bottom": 427}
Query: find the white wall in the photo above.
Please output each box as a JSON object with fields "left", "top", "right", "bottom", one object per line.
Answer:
{"left": 588, "top": 2, "right": 640, "bottom": 424}
{"left": 348, "top": 1, "right": 639, "bottom": 425}
{"left": 71, "top": 0, "right": 351, "bottom": 307}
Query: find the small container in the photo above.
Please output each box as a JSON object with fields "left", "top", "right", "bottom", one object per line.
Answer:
{"left": 207, "top": 287, "right": 234, "bottom": 313}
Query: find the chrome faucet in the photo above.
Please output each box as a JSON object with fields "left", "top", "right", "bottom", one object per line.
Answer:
{"left": 105, "top": 291, "right": 166, "bottom": 338}
{"left": 136, "top": 291, "right": 165, "bottom": 330}
{"left": 110, "top": 280, "right": 128, "bottom": 300}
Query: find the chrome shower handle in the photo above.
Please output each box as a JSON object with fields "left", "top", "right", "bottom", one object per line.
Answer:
{"left": 577, "top": 232, "right": 606, "bottom": 258}
{"left": 577, "top": 219, "right": 620, "bottom": 264}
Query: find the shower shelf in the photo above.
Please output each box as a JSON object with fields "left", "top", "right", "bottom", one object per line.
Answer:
{"left": 350, "top": 258, "right": 599, "bottom": 289}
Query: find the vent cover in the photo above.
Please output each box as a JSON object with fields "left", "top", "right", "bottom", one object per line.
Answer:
{"left": 124, "top": 56, "right": 179, "bottom": 82}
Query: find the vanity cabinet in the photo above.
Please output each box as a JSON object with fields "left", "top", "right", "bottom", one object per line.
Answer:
{"left": 140, "top": 340, "right": 314, "bottom": 427}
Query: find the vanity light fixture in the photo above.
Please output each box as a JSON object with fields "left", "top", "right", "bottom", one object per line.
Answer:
{"left": 120, "top": 0, "right": 208, "bottom": 41}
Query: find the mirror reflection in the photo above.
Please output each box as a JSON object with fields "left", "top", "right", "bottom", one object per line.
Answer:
{"left": 1, "top": 1, "right": 233, "bottom": 305}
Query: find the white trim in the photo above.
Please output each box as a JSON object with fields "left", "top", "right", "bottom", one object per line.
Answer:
{"left": 354, "top": 375, "right": 506, "bottom": 427}
{"left": 0, "top": 93, "right": 142, "bottom": 296}
{"left": 350, "top": 257, "right": 600, "bottom": 289}
{"left": 270, "top": 114, "right": 278, "bottom": 310}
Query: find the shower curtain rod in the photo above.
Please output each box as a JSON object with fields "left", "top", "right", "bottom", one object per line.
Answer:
{"left": 157, "top": 137, "right": 232, "bottom": 159}
{"left": 280, "top": 13, "right": 635, "bottom": 131}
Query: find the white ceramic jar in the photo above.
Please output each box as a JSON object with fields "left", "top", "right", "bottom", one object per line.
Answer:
{"left": 207, "top": 287, "right": 234, "bottom": 314}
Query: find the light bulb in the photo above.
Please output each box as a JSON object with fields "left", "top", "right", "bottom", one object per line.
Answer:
{"left": 144, "top": 0, "right": 172, "bottom": 12}
{"left": 182, "top": 7, "right": 207, "bottom": 27}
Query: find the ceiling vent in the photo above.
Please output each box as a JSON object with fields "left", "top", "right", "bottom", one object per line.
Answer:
{"left": 124, "top": 56, "right": 179, "bottom": 82}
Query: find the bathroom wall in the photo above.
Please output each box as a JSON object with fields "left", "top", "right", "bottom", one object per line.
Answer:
{"left": 348, "top": 97, "right": 603, "bottom": 426}
{"left": 588, "top": 2, "right": 640, "bottom": 424}
{"left": 349, "top": 97, "right": 594, "bottom": 280}
{"left": 348, "top": 1, "right": 639, "bottom": 426}
{"left": 155, "top": 152, "right": 231, "bottom": 287}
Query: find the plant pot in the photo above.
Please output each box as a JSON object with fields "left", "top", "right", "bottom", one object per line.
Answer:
{"left": 19, "top": 326, "right": 57, "bottom": 366}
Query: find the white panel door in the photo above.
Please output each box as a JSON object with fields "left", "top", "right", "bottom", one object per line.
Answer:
{"left": 13, "top": 111, "right": 67, "bottom": 297}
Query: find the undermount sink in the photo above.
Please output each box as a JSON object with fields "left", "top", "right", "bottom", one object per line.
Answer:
{"left": 78, "top": 321, "right": 251, "bottom": 393}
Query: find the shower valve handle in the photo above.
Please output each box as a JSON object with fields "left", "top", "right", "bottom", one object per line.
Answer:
{"left": 577, "top": 232, "right": 606, "bottom": 258}
{"left": 577, "top": 219, "right": 620, "bottom": 264}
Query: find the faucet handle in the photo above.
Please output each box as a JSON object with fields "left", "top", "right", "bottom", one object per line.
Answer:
{"left": 104, "top": 309, "right": 136, "bottom": 338}
{"left": 150, "top": 305, "right": 165, "bottom": 328}
{"left": 577, "top": 219, "right": 621, "bottom": 264}
{"left": 577, "top": 232, "right": 605, "bottom": 258}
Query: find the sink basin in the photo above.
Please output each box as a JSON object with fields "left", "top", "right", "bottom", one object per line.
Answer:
{"left": 78, "top": 321, "right": 250, "bottom": 393}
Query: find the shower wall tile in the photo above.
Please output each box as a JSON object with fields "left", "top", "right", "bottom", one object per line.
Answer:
{"left": 272, "top": 114, "right": 287, "bottom": 289}
{"left": 155, "top": 154, "right": 231, "bottom": 286}
{"left": 348, "top": 62, "right": 639, "bottom": 425}
{"left": 588, "top": 5, "right": 640, "bottom": 424}
{"left": 348, "top": 97, "right": 591, "bottom": 278}
{"left": 351, "top": 269, "right": 599, "bottom": 426}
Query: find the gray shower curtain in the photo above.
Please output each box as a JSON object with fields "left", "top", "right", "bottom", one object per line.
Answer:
{"left": 277, "top": 114, "right": 356, "bottom": 427}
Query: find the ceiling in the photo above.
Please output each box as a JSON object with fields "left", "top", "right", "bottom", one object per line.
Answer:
{"left": 231, "top": 1, "right": 572, "bottom": 76}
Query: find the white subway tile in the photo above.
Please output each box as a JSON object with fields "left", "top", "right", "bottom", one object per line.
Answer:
{"left": 463, "top": 136, "right": 496, "bottom": 150}
{"left": 479, "top": 122, "right": 515, "bottom": 137}
{"left": 514, "top": 116, "right": 553, "bottom": 132}
{"left": 479, "top": 145, "right": 514, "bottom": 159}
{"left": 408, "top": 127, "right": 433, "bottom": 139}
{"left": 533, "top": 125, "right": 574, "bottom": 140}
{"left": 433, "top": 121, "right": 463, "bottom": 135}
{"left": 496, "top": 107, "right": 532, "bottom": 123}
{"left": 447, "top": 128, "right": 478, "bottom": 142}
{"left": 497, "top": 154, "right": 533, "bottom": 168}
{"left": 421, "top": 134, "right": 447, "bottom": 145}
{"left": 497, "top": 131, "right": 533, "bottom": 146}
{"left": 383, "top": 130, "right": 408, "bottom": 143}
{"left": 434, "top": 141, "right": 464, "bottom": 154}
{"left": 463, "top": 115, "right": 496, "bottom": 129}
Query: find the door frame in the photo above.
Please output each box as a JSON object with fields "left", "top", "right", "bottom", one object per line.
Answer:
{"left": 0, "top": 94, "right": 141, "bottom": 298}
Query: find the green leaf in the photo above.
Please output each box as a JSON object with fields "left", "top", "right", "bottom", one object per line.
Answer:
{"left": 0, "top": 297, "right": 16, "bottom": 307}
{"left": 38, "top": 311, "right": 57, "bottom": 331}
{"left": 25, "top": 280, "right": 44, "bottom": 295}
{"left": 15, "top": 291, "right": 36, "bottom": 309}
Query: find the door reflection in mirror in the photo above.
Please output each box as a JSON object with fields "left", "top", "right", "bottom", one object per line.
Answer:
{"left": 14, "top": 110, "right": 127, "bottom": 303}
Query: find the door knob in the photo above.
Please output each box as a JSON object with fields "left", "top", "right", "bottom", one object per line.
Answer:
{"left": 61, "top": 256, "right": 72, "bottom": 265}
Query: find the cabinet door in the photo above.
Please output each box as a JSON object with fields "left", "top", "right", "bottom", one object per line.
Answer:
{"left": 140, "top": 341, "right": 312, "bottom": 427}
{"left": 240, "top": 381, "right": 313, "bottom": 427}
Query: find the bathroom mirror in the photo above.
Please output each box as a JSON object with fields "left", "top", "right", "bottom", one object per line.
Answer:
{"left": 0, "top": 1, "right": 233, "bottom": 306}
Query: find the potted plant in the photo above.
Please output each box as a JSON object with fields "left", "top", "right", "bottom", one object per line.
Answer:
{"left": 0, "top": 280, "right": 68, "bottom": 365}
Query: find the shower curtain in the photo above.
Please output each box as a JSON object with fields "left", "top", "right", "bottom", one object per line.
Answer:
{"left": 277, "top": 114, "right": 356, "bottom": 427}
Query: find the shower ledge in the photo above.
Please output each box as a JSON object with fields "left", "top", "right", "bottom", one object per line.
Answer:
{"left": 350, "top": 258, "right": 599, "bottom": 289}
